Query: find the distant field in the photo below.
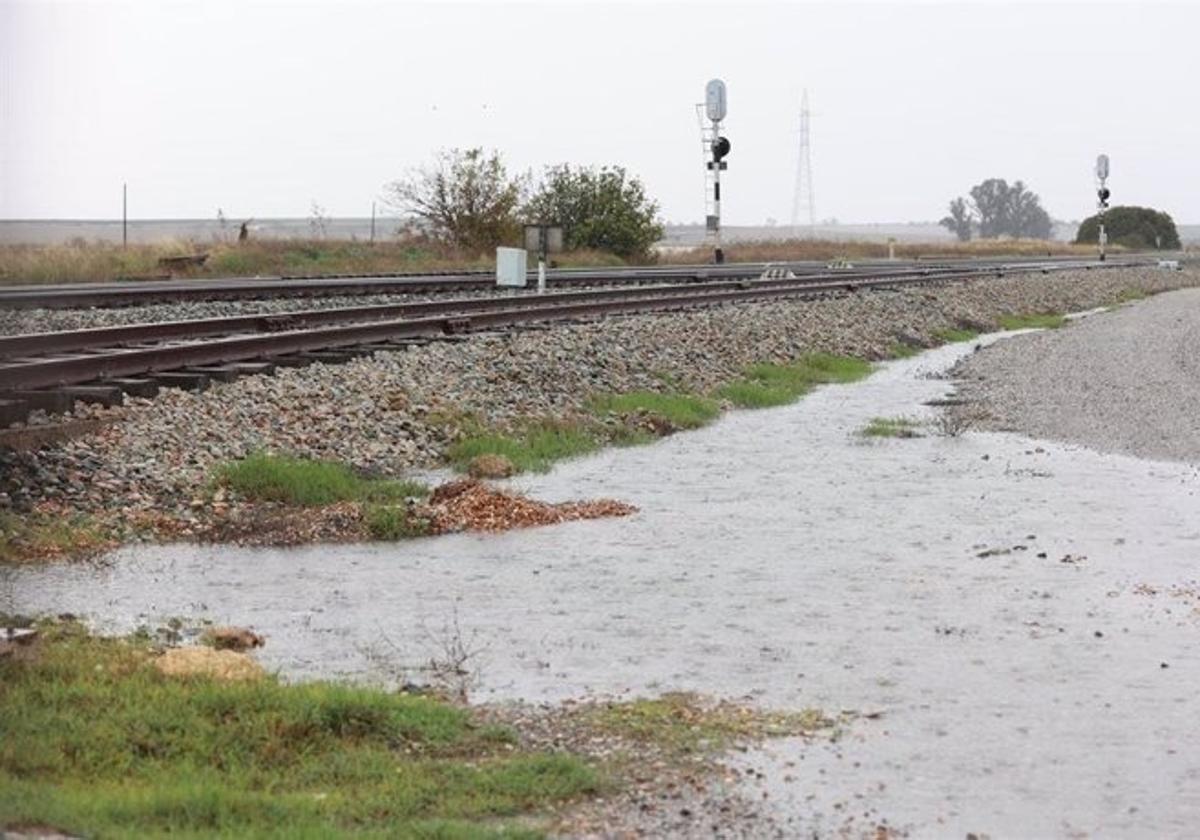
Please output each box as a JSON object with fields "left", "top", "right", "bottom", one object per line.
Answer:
{"left": 2, "top": 218, "right": 1195, "bottom": 249}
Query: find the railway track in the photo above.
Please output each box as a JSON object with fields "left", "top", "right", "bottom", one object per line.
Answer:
{"left": 0, "top": 257, "right": 1152, "bottom": 427}
{"left": 0, "top": 254, "right": 1143, "bottom": 310}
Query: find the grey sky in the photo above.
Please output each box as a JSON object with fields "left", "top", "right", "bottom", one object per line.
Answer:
{"left": 3, "top": 0, "right": 1197, "bottom": 225}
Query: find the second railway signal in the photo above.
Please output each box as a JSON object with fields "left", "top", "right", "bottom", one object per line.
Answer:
{"left": 1095, "top": 153, "right": 1110, "bottom": 262}
{"left": 704, "top": 78, "right": 729, "bottom": 264}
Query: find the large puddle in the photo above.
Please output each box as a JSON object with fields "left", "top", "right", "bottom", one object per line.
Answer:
{"left": 7, "top": 331, "right": 1200, "bottom": 836}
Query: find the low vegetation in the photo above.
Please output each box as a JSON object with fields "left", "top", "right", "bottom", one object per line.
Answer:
{"left": 0, "top": 621, "right": 598, "bottom": 838}
{"left": 447, "top": 421, "right": 601, "bottom": 474}
{"left": 860, "top": 416, "right": 922, "bottom": 439}
{"left": 586, "top": 693, "right": 835, "bottom": 757}
{"left": 997, "top": 312, "right": 1066, "bottom": 330}
{"left": 886, "top": 342, "right": 922, "bottom": 359}
{"left": 214, "top": 452, "right": 427, "bottom": 506}
{"left": 588, "top": 391, "right": 720, "bottom": 430}
{"left": 718, "top": 353, "right": 873, "bottom": 409}
{"left": 1, "top": 234, "right": 1102, "bottom": 287}
{"left": 0, "top": 238, "right": 625, "bottom": 286}
{"left": 0, "top": 511, "right": 113, "bottom": 566}
{"left": 933, "top": 327, "right": 980, "bottom": 343}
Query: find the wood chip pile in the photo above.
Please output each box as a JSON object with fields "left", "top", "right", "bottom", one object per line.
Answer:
{"left": 420, "top": 479, "right": 637, "bottom": 534}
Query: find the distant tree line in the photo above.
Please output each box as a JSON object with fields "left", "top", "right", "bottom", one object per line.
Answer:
{"left": 383, "top": 148, "right": 663, "bottom": 259}
{"left": 940, "top": 178, "right": 1054, "bottom": 241}
{"left": 1075, "top": 206, "right": 1180, "bottom": 250}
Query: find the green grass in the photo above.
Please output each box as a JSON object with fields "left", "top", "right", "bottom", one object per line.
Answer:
{"left": 997, "top": 312, "right": 1066, "bottom": 330}
{"left": 215, "top": 453, "right": 428, "bottom": 507}
{"left": 447, "top": 422, "right": 601, "bottom": 474}
{"left": 587, "top": 693, "right": 834, "bottom": 757}
{"left": 362, "top": 504, "right": 431, "bottom": 540}
{"left": 714, "top": 380, "right": 795, "bottom": 408}
{"left": 886, "top": 343, "right": 921, "bottom": 359}
{"left": 716, "top": 353, "right": 873, "bottom": 409}
{"left": 933, "top": 327, "right": 980, "bottom": 343}
{"left": 1115, "top": 288, "right": 1148, "bottom": 304}
{"left": 588, "top": 391, "right": 720, "bottom": 430}
{"left": 0, "top": 511, "right": 112, "bottom": 566}
{"left": 0, "top": 622, "right": 597, "bottom": 838}
{"left": 860, "top": 416, "right": 922, "bottom": 438}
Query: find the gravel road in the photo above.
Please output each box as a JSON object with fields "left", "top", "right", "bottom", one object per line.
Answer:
{"left": 954, "top": 286, "right": 1200, "bottom": 462}
{"left": 2, "top": 265, "right": 1197, "bottom": 516}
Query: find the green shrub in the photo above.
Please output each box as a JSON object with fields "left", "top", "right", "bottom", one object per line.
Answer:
{"left": 1075, "top": 206, "right": 1180, "bottom": 250}
{"left": 215, "top": 453, "right": 427, "bottom": 506}
{"left": 589, "top": 391, "right": 720, "bottom": 429}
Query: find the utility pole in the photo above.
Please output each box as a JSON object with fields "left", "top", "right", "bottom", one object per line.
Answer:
{"left": 1095, "top": 154, "right": 1110, "bottom": 262}
{"left": 370, "top": 201, "right": 376, "bottom": 244}
{"left": 704, "top": 79, "right": 731, "bottom": 264}
{"left": 122, "top": 183, "right": 128, "bottom": 249}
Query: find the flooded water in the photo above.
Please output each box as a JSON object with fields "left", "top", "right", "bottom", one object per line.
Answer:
{"left": 6, "top": 332, "right": 1200, "bottom": 837}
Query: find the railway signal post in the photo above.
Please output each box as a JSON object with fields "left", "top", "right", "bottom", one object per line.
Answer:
{"left": 704, "top": 79, "right": 730, "bottom": 264}
{"left": 1095, "top": 153, "right": 1110, "bottom": 262}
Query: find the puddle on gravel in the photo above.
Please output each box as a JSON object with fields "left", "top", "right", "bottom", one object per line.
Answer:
{"left": 6, "top": 330, "right": 1200, "bottom": 837}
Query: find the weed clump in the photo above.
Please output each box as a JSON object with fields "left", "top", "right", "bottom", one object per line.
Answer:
{"left": 997, "top": 312, "right": 1066, "bottom": 330}
{"left": 860, "top": 416, "right": 922, "bottom": 438}
{"left": 448, "top": 422, "right": 600, "bottom": 474}
{"left": 215, "top": 452, "right": 427, "bottom": 506}
{"left": 934, "top": 327, "right": 980, "bottom": 343}
{"left": 717, "top": 353, "right": 873, "bottom": 409}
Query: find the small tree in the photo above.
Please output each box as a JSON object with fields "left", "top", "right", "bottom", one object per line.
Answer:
{"left": 940, "top": 197, "right": 973, "bottom": 241}
{"left": 383, "top": 148, "right": 525, "bottom": 252}
{"left": 524, "top": 164, "right": 663, "bottom": 259}
{"left": 1075, "top": 206, "right": 1180, "bottom": 250}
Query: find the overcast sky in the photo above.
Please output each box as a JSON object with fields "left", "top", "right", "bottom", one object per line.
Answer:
{"left": 2, "top": 0, "right": 1197, "bottom": 224}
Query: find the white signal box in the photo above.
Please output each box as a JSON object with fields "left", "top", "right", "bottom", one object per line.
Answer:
{"left": 1096, "top": 154, "right": 1109, "bottom": 180}
{"left": 496, "top": 247, "right": 527, "bottom": 287}
{"left": 705, "top": 79, "right": 727, "bottom": 122}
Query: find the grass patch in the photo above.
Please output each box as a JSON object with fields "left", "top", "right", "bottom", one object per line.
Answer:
{"left": 717, "top": 353, "right": 873, "bottom": 409}
{"left": 587, "top": 693, "right": 834, "bottom": 757}
{"left": 714, "top": 380, "right": 794, "bottom": 408}
{"left": 860, "top": 416, "right": 922, "bottom": 438}
{"left": 0, "top": 511, "right": 113, "bottom": 566}
{"left": 1115, "top": 288, "right": 1148, "bottom": 303}
{"left": 214, "top": 453, "right": 427, "bottom": 506}
{"left": 997, "top": 312, "right": 1066, "bottom": 330}
{"left": 362, "top": 504, "right": 432, "bottom": 540}
{"left": 589, "top": 391, "right": 720, "bottom": 430}
{"left": 886, "top": 342, "right": 921, "bottom": 359}
{"left": 0, "top": 622, "right": 597, "bottom": 837}
{"left": 933, "top": 327, "right": 980, "bottom": 343}
{"left": 447, "top": 422, "right": 601, "bottom": 474}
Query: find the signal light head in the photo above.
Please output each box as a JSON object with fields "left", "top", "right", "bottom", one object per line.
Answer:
{"left": 712, "top": 136, "right": 731, "bottom": 161}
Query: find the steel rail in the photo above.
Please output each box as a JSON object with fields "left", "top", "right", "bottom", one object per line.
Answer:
{"left": 0, "top": 255, "right": 1149, "bottom": 310}
{"left": 0, "top": 259, "right": 1142, "bottom": 391}
{"left": 0, "top": 262, "right": 1078, "bottom": 361}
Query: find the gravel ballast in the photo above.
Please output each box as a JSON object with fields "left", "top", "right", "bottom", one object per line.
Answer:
{"left": 2, "top": 265, "right": 1197, "bottom": 518}
{"left": 953, "top": 285, "right": 1200, "bottom": 462}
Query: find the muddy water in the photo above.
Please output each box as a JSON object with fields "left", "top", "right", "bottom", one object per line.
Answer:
{"left": 7, "top": 333, "right": 1200, "bottom": 837}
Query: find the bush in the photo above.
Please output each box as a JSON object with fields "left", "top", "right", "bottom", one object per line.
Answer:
{"left": 383, "top": 148, "right": 526, "bottom": 252}
{"left": 525, "top": 165, "right": 664, "bottom": 259}
{"left": 1075, "top": 206, "right": 1180, "bottom": 250}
